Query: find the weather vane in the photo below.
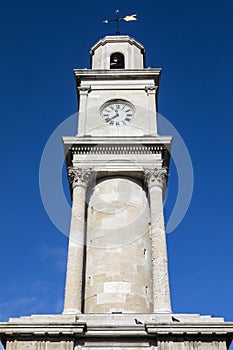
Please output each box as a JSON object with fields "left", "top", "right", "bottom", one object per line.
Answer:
{"left": 103, "top": 10, "right": 137, "bottom": 35}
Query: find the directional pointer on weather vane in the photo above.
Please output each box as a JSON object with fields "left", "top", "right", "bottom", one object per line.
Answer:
{"left": 103, "top": 10, "right": 137, "bottom": 35}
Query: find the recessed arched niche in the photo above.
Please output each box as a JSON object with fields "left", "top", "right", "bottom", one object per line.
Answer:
{"left": 110, "top": 52, "right": 125, "bottom": 69}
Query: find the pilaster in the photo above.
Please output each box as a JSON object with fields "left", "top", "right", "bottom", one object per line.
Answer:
{"left": 77, "top": 86, "right": 91, "bottom": 135}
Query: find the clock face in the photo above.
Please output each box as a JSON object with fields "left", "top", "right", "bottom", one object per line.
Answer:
{"left": 101, "top": 100, "right": 134, "bottom": 126}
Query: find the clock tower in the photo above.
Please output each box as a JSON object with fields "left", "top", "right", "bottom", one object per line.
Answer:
{"left": 63, "top": 35, "right": 172, "bottom": 315}
{"left": 0, "top": 34, "right": 233, "bottom": 350}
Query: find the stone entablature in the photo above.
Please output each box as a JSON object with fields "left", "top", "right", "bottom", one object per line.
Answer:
{"left": 63, "top": 136, "right": 172, "bottom": 152}
{"left": 69, "top": 145, "right": 165, "bottom": 155}
{"left": 63, "top": 137, "right": 172, "bottom": 178}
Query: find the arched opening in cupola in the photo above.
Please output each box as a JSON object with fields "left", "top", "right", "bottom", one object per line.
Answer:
{"left": 110, "top": 52, "right": 125, "bottom": 69}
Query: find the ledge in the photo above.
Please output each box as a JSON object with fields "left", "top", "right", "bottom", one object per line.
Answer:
{"left": 73, "top": 69, "right": 161, "bottom": 86}
{"left": 90, "top": 35, "right": 145, "bottom": 53}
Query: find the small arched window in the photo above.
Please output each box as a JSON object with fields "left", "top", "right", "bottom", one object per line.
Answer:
{"left": 110, "top": 52, "right": 125, "bottom": 69}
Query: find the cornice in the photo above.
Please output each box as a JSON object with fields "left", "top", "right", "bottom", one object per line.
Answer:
{"left": 63, "top": 137, "right": 172, "bottom": 167}
{"left": 63, "top": 135, "right": 172, "bottom": 145}
{"left": 90, "top": 35, "right": 145, "bottom": 53}
{"left": 0, "top": 322, "right": 86, "bottom": 336}
{"left": 0, "top": 322, "right": 233, "bottom": 337}
{"left": 145, "top": 322, "right": 233, "bottom": 336}
{"left": 73, "top": 69, "right": 161, "bottom": 84}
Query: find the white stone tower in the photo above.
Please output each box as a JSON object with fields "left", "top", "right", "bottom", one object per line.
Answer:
{"left": 63, "top": 35, "right": 172, "bottom": 316}
{"left": 0, "top": 35, "right": 233, "bottom": 350}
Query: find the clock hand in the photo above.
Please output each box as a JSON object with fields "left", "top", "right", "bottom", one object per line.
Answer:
{"left": 109, "top": 113, "right": 119, "bottom": 121}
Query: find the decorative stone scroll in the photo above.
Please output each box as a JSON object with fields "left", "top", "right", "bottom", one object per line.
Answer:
{"left": 68, "top": 168, "right": 93, "bottom": 189}
{"left": 145, "top": 85, "right": 157, "bottom": 96}
{"left": 78, "top": 86, "right": 91, "bottom": 95}
{"left": 144, "top": 168, "right": 167, "bottom": 190}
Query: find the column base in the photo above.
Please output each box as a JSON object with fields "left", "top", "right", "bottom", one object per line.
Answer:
{"left": 153, "top": 308, "right": 172, "bottom": 314}
{"left": 62, "top": 309, "right": 82, "bottom": 315}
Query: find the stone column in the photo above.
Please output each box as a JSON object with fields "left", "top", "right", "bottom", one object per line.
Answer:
{"left": 63, "top": 167, "right": 92, "bottom": 314}
{"left": 144, "top": 168, "right": 172, "bottom": 313}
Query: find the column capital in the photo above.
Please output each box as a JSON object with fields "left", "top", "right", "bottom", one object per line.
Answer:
{"left": 144, "top": 168, "right": 167, "bottom": 190}
{"left": 68, "top": 167, "right": 93, "bottom": 189}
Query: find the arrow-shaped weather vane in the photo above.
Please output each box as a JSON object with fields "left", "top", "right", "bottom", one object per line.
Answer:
{"left": 103, "top": 10, "right": 137, "bottom": 35}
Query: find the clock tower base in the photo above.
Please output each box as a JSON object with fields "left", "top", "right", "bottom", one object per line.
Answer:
{"left": 0, "top": 313, "right": 232, "bottom": 349}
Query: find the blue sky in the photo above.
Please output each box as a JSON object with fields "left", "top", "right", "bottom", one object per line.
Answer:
{"left": 0, "top": 0, "right": 233, "bottom": 344}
